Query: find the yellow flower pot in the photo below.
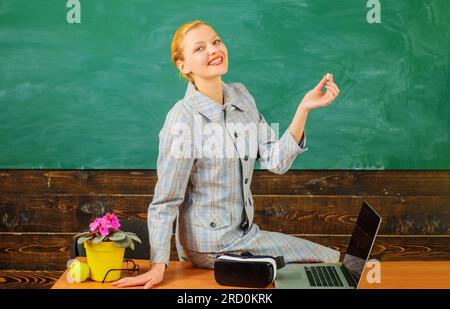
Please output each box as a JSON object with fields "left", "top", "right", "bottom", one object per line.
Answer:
{"left": 84, "top": 241, "right": 125, "bottom": 282}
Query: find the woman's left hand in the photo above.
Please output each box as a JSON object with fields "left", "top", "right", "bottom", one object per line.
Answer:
{"left": 299, "top": 73, "right": 340, "bottom": 112}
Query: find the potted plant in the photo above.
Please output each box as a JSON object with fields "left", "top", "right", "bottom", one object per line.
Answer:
{"left": 74, "top": 212, "right": 142, "bottom": 282}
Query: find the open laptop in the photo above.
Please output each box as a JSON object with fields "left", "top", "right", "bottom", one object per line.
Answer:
{"left": 275, "top": 201, "right": 382, "bottom": 289}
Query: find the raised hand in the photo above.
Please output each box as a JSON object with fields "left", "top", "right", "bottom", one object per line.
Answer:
{"left": 299, "top": 73, "right": 340, "bottom": 111}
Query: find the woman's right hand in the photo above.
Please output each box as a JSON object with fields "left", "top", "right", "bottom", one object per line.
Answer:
{"left": 111, "top": 262, "right": 166, "bottom": 289}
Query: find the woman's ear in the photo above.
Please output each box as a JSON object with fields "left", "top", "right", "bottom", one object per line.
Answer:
{"left": 177, "top": 59, "right": 190, "bottom": 75}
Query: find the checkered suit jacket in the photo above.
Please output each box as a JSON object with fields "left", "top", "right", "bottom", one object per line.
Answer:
{"left": 147, "top": 81, "right": 340, "bottom": 267}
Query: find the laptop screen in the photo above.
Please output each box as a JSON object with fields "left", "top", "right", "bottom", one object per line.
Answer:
{"left": 342, "top": 202, "right": 381, "bottom": 286}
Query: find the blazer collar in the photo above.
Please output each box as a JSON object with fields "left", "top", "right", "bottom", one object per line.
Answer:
{"left": 184, "top": 80, "right": 248, "bottom": 121}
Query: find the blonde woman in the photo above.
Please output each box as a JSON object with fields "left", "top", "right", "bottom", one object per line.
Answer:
{"left": 112, "top": 20, "right": 340, "bottom": 289}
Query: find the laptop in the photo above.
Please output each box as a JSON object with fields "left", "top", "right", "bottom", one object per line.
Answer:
{"left": 275, "top": 201, "right": 382, "bottom": 289}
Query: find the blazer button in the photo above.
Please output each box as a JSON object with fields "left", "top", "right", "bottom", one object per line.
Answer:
{"left": 234, "top": 132, "right": 238, "bottom": 138}
{"left": 245, "top": 178, "right": 248, "bottom": 184}
{"left": 244, "top": 155, "right": 249, "bottom": 161}
{"left": 210, "top": 222, "right": 216, "bottom": 228}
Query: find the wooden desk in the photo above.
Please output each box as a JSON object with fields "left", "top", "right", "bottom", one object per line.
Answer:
{"left": 52, "top": 259, "right": 450, "bottom": 289}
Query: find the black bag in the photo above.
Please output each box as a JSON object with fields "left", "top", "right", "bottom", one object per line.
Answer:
{"left": 214, "top": 252, "right": 285, "bottom": 288}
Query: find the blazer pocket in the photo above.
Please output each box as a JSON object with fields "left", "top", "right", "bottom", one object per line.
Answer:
{"left": 193, "top": 211, "right": 231, "bottom": 230}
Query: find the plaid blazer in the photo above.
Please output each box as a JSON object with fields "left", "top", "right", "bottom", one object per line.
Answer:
{"left": 148, "top": 81, "right": 339, "bottom": 266}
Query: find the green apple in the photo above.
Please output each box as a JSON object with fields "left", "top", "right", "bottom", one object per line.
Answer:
{"left": 66, "top": 260, "right": 90, "bottom": 283}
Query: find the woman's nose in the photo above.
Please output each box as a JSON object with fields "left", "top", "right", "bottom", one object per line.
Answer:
{"left": 207, "top": 43, "right": 220, "bottom": 55}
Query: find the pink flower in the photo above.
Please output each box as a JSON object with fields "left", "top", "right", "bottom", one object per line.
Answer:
{"left": 88, "top": 212, "right": 122, "bottom": 237}
{"left": 104, "top": 213, "right": 114, "bottom": 221}
{"left": 103, "top": 213, "right": 121, "bottom": 231}
{"left": 111, "top": 218, "right": 121, "bottom": 231}
{"left": 99, "top": 217, "right": 110, "bottom": 228}
{"left": 89, "top": 218, "right": 101, "bottom": 232}
{"left": 99, "top": 226, "right": 109, "bottom": 236}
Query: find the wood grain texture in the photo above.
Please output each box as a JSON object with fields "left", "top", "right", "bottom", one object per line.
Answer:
{"left": 1, "top": 233, "right": 448, "bottom": 270}
{"left": 1, "top": 170, "right": 449, "bottom": 195}
{"left": 0, "top": 169, "right": 448, "bottom": 274}
{"left": 50, "top": 259, "right": 450, "bottom": 289}
{"left": 0, "top": 170, "right": 156, "bottom": 195}
{"left": 1, "top": 195, "right": 448, "bottom": 235}
{"left": 2, "top": 261, "right": 449, "bottom": 289}
{"left": 0, "top": 270, "right": 63, "bottom": 289}
{"left": 52, "top": 258, "right": 271, "bottom": 289}
{"left": 0, "top": 232, "right": 171, "bottom": 270}
{"left": 0, "top": 194, "right": 150, "bottom": 232}
{"left": 358, "top": 261, "right": 450, "bottom": 289}
{"left": 253, "top": 196, "right": 450, "bottom": 235}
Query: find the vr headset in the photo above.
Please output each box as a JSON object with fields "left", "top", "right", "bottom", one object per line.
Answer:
{"left": 214, "top": 252, "right": 286, "bottom": 288}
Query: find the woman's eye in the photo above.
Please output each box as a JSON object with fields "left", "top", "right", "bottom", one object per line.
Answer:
{"left": 195, "top": 40, "right": 221, "bottom": 52}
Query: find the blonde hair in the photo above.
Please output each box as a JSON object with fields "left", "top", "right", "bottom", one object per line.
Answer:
{"left": 171, "top": 20, "right": 213, "bottom": 83}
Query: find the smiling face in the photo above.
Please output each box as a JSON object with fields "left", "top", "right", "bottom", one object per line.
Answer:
{"left": 176, "top": 25, "right": 228, "bottom": 84}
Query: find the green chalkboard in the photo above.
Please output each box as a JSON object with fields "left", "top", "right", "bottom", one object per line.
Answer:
{"left": 1, "top": 0, "right": 449, "bottom": 169}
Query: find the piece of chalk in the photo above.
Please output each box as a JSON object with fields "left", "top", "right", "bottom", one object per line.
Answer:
{"left": 326, "top": 73, "right": 330, "bottom": 83}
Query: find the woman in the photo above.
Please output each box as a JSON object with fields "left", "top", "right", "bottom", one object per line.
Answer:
{"left": 112, "top": 20, "right": 340, "bottom": 289}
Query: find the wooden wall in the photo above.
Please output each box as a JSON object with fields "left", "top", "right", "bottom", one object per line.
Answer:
{"left": 1, "top": 170, "right": 449, "bottom": 288}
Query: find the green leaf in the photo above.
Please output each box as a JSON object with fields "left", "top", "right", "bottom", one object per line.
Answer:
{"left": 129, "top": 237, "right": 135, "bottom": 251}
{"left": 109, "top": 231, "right": 126, "bottom": 241}
{"left": 77, "top": 236, "right": 92, "bottom": 245}
{"left": 73, "top": 232, "right": 90, "bottom": 239}
{"left": 125, "top": 232, "right": 142, "bottom": 244}
{"left": 115, "top": 237, "right": 131, "bottom": 248}
{"left": 92, "top": 236, "right": 106, "bottom": 244}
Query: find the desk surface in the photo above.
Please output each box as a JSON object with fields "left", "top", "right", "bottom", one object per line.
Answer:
{"left": 52, "top": 259, "right": 450, "bottom": 289}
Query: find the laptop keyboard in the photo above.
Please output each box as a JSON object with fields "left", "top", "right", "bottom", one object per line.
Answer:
{"left": 304, "top": 265, "right": 344, "bottom": 287}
